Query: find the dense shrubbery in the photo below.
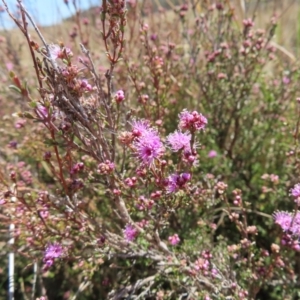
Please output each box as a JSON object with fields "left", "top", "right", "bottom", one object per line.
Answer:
{"left": 1, "top": 0, "right": 300, "bottom": 299}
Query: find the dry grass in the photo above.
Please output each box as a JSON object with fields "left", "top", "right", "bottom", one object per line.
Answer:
{"left": 245, "top": 0, "right": 300, "bottom": 55}
{"left": 1, "top": 0, "right": 300, "bottom": 71}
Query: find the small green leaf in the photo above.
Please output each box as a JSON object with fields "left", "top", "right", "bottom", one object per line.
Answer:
{"left": 44, "top": 138, "right": 59, "bottom": 146}
{"left": 23, "top": 112, "right": 35, "bottom": 119}
{"left": 9, "top": 85, "right": 21, "bottom": 94}
{"left": 29, "top": 101, "right": 38, "bottom": 108}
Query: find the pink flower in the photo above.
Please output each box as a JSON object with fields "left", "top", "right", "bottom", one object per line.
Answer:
{"left": 6, "top": 62, "right": 13, "bottom": 70}
{"left": 194, "top": 257, "right": 210, "bottom": 271}
{"left": 273, "top": 211, "right": 293, "bottom": 232}
{"left": 48, "top": 44, "right": 72, "bottom": 60}
{"left": 136, "top": 196, "right": 154, "bottom": 210}
{"left": 15, "top": 119, "right": 26, "bottom": 129}
{"left": 131, "top": 119, "right": 165, "bottom": 165}
{"left": 134, "top": 130, "right": 164, "bottom": 166}
{"left": 243, "top": 18, "right": 254, "bottom": 28}
{"left": 37, "top": 105, "right": 48, "bottom": 119}
{"left": 273, "top": 211, "right": 300, "bottom": 236}
{"left": 21, "top": 170, "right": 32, "bottom": 184}
{"left": 291, "top": 183, "right": 300, "bottom": 206}
{"left": 131, "top": 119, "right": 152, "bottom": 137}
{"left": 123, "top": 224, "right": 138, "bottom": 241}
{"left": 80, "top": 79, "right": 93, "bottom": 92}
{"left": 8, "top": 140, "right": 18, "bottom": 149}
{"left": 48, "top": 44, "right": 61, "bottom": 60}
{"left": 168, "top": 234, "right": 180, "bottom": 245}
{"left": 43, "top": 242, "right": 64, "bottom": 268}
{"left": 270, "top": 174, "right": 279, "bottom": 184}
{"left": 70, "top": 162, "right": 84, "bottom": 174}
{"left": 281, "top": 233, "right": 300, "bottom": 251}
{"left": 282, "top": 76, "right": 290, "bottom": 85}
{"left": 179, "top": 109, "right": 207, "bottom": 132}
{"left": 291, "top": 183, "right": 300, "bottom": 198}
{"left": 124, "top": 177, "right": 137, "bottom": 187}
{"left": 217, "top": 73, "right": 227, "bottom": 80}
{"left": 98, "top": 160, "right": 115, "bottom": 174}
{"left": 208, "top": 150, "right": 217, "bottom": 158}
{"left": 166, "top": 130, "right": 191, "bottom": 152}
{"left": 167, "top": 173, "right": 191, "bottom": 193}
{"left": 114, "top": 90, "right": 125, "bottom": 103}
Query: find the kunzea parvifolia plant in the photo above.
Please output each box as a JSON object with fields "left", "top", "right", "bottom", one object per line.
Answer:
{"left": 1, "top": 0, "right": 300, "bottom": 299}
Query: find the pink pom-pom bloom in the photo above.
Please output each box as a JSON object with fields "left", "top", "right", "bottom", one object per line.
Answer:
{"left": 179, "top": 109, "right": 207, "bottom": 132}
{"left": 135, "top": 131, "right": 164, "bottom": 166}
{"left": 131, "top": 119, "right": 152, "bottom": 137}
{"left": 291, "top": 183, "right": 300, "bottom": 198}
{"left": 273, "top": 211, "right": 293, "bottom": 232}
{"left": 290, "top": 183, "right": 300, "bottom": 206}
{"left": 168, "top": 234, "right": 180, "bottom": 245}
{"left": 132, "top": 120, "right": 164, "bottom": 166}
{"left": 273, "top": 211, "right": 300, "bottom": 236}
{"left": 166, "top": 130, "right": 191, "bottom": 152}
{"left": 43, "top": 242, "right": 64, "bottom": 268}
{"left": 123, "top": 224, "right": 138, "bottom": 242}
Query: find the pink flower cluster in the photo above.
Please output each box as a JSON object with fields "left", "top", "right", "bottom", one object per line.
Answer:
{"left": 168, "top": 234, "right": 180, "bottom": 245}
{"left": 114, "top": 90, "right": 125, "bottom": 103}
{"left": 43, "top": 242, "right": 64, "bottom": 269}
{"left": 36, "top": 105, "right": 49, "bottom": 119}
{"left": 48, "top": 44, "right": 73, "bottom": 60}
{"left": 273, "top": 211, "right": 298, "bottom": 233}
{"left": 79, "top": 79, "right": 93, "bottom": 92}
{"left": 290, "top": 183, "right": 300, "bottom": 206}
{"left": 166, "top": 130, "right": 197, "bottom": 164}
{"left": 130, "top": 109, "right": 207, "bottom": 167}
{"left": 192, "top": 251, "right": 218, "bottom": 278}
{"left": 272, "top": 183, "right": 300, "bottom": 250}
{"left": 179, "top": 109, "right": 207, "bottom": 132}
{"left": 167, "top": 173, "right": 191, "bottom": 193}
{"left": 98, "top": 160, "right": 115, "bottom": 174}
{"left": 70, "top": 162, "right": 84, "bottom": 175}
{"left": 273, "top": 211, "right": 300, "bottom": 250}
{"left": 123, "top": 224, "right": 138, "bottom": 242}
{"left": 136, "top": 196, "right": 154, "bottom": 211}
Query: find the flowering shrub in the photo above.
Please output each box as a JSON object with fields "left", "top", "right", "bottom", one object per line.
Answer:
{"left": 1, "top": 0, "right": 300, "bottom": 299}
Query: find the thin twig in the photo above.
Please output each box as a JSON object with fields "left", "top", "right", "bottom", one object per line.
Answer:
{"left": 8, "top": 223, "right": 15, "bottom": 300}
{"left": 31, "top": 261, "right": 38, "bottom": 300}
{"left": 16, "top": 0, "right": 57, "bottom": 69}
{"left": 71, "top": 280, "right": 91, "bottom": 300}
